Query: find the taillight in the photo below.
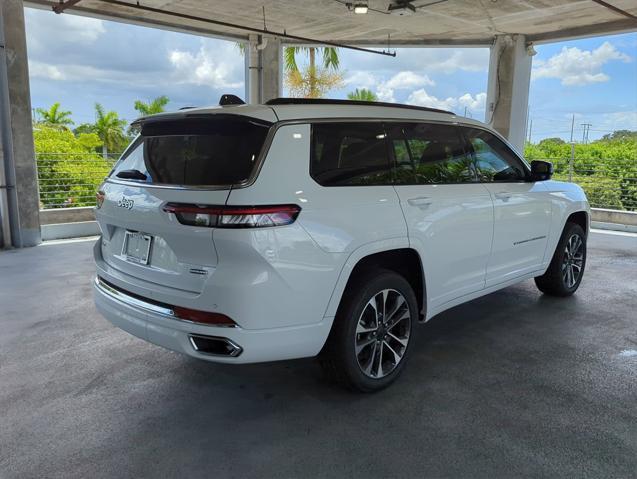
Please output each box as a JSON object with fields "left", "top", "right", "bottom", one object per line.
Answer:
{"left": 163, "top": 203, "right": 301, "bottom": 228}
{"left": 96, "top": 190, "right": 105, "bottom": 209}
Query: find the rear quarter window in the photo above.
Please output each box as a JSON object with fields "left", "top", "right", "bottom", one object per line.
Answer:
{"left": 310, "top": 122, "right": 393, "bottom": 186}
{"left": 110, "top": 117, "right": 271, "bottom": 186}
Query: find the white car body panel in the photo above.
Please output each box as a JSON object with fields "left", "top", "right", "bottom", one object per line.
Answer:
{"left": 393, "top": 183, "right": 493, "bottom": 309}
{"left": 482, "top": 181, "right": 552, "bottom": 287}
{"left": 93, "top": 102, "right": 589, "bottom": 364}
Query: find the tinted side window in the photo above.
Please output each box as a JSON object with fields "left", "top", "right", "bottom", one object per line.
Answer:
{"left": 388, "top": 123, "right": 475, "bottom": 184}
{"left": 311, "top": 123, "right": 393, "bottom": 186}
{"left": 463, "top": 128, "right": 527, "bottom": 182}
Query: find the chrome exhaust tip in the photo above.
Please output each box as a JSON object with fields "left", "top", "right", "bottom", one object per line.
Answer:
{"left": 188, "top": 334, "right": 243, "bottom": 357}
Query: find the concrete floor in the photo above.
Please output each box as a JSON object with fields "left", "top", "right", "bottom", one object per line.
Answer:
{"left": 1, "top": 231, "right": 636, "bottom": 478}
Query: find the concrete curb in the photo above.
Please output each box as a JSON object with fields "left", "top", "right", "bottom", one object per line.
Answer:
{"left": 40, "top": 207, "right": 95, "bottom": 225}
{"left": 591, "top": 208, "right": 637, "bottom": 227}
{"left": 41, "top": 221, "right": 100, "bottom": 241}
{"left": 591, "top": 221, "right": 637, "bottom": 234}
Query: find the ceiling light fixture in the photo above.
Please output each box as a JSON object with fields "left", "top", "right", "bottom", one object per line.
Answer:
{"left": 353, "top": 3, "right": 369, "bottom": 14}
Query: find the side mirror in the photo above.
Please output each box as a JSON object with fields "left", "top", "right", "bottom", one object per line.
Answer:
{"left": 530, "top": 160, "right": 553, "bottom": 181}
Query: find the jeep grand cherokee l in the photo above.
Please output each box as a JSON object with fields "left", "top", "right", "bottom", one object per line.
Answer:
{"left": 94, "top": 98, "right": 589, "bottom": 392}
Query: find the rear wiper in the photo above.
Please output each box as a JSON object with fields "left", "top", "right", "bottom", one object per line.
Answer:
{"left": 116, "top": 169, "right": 148, "bottom": 181}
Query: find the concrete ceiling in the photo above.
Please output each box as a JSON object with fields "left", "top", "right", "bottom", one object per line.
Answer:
{"left": 27, "top": 0, "right": 637, "bottom": 45}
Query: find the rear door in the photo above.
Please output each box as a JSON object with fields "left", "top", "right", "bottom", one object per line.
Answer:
{"left": 461, "top": 127, "right": 551, "bottom": 286}
{"left": 389, "top": 122, "right": 494, "bottom": 310}
{"left": 96, "top": 115, "right": 272, "bottom": 294}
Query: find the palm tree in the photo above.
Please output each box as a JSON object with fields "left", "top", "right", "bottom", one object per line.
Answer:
{"left": 35, "top": 103, "right": 74, "bottom": 128}
{"left": 284, "top": 47, "right": 343, "bottom": 98}
{"left": 347, "top": 88, "right": 378, "bottom": 102}
{"left": 134, "top": 95, "right": 169, "bottom": 116}
{"left": 93, "top": 103, "right": 127, "bottom": 159}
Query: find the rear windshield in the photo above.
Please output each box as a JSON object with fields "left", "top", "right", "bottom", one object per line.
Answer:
{"left": 110, "top": 117, "right": 271, "bottom": 186}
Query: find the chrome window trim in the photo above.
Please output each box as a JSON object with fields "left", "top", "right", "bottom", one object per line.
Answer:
{"left": 104, "top": 114, "right": 529, "bottom": 191}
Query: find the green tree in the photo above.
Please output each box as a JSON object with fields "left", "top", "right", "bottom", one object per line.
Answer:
{"left": 284, "top": 47, "right": 343, "bottom": 98}
{"left": 73, "top": 123, "right": 96, "bottom": 136}
{"left": 134, "top": 95, "right": 169, "bottom": 116}
{"left": 93, "top": 103, "right": 127, "bottom": 159}
{"left": 34, "top": 126, "right": 112, "bottom": 208}
{"left": 347, "top": 88, "right": 377, "bottom": 101}
{"left": 602, "top": 130, "right": 637, "bottom": 142}
{"left": 35, "top": 103, "right": 74, "bottom": 129}
{"left": 538, "top": 137, "right": 565, "bottom": 146}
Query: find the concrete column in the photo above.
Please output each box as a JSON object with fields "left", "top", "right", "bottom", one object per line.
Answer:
{"left": 246, "top": 34, "right": 260, "bottom": 104}
{"left": 245, "top": 35, "right": 281, "bottom": 104}
{"left": 0, "top": 0, "right": 41, "bottom": 248}
{"left": 260, "top": 37, "right": 281, "bottom": 102}
{"left": 486, "top": 34, "right": 532, "bottom": 154}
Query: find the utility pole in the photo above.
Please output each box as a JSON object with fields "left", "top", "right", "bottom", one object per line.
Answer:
{"left": 569, "top": 114, "right": 575, "bottom": 182}
{"left": 581, "top": 123, "right": 592, "bottom": 144}
{"left": 527, "top": 119, "right": 533, "bottom": 144}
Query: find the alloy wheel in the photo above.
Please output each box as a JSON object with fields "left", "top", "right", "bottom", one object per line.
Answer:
{"left": 354, "top": 289, "right": 411, "bottom": 379}
{"left": 562, "top": 233, "right": 584, "bottom": 288}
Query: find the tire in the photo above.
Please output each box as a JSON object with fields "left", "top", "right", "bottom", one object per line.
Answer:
{"left": 319, "top": 269, "right": 418, "bottom": 392}
{"left": 534, "top": 222, "right": 587, "bottom": 297}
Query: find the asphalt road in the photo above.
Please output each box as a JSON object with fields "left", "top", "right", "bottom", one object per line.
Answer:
{"left": 1, "top": 231, "right": 636, "bottom": 478}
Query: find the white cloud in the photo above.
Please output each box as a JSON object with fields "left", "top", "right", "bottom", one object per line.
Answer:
{"left": 423, "top": 50, "right": 489, "bottom": 74}
{"left": 343, "top": 71, "right": 377, "bottom": 88}
{"left": 458, "top": 92, "right": 487, "bottom": 111}
{"left": 600, "top": 111, "right": 637, "bottom": 131}
{"left": 406, "top": 89, "right": 487, "bottom": 114}
{"left": 347, "top": 70, "right": 436, "bottom": 103}
{"left": 384, "top": 71, "right": 435, "bottom": 89}
{"left": 29, "top": 61, "right": 64, "bottom": 80}
{"left": 26, "top": 10, "right": 105, "bottom": 53}
{"left": 169, "top": 43, "right": 243, "bottom": 88}
{"left": 27, "top": 61, "right": 162, "bottom": 87}
{"left": 343, "top": 69, "right": 485, "bottom": 113}
{"left": 407, "top": 88, "right": 458, "bottom": 110}
{"left": 532, "top": 41, "right": 631, "bottom": 86}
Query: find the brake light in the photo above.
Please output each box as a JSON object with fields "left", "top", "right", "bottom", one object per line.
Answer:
{"left": 173, "top": 306, "right": 236, "bottom": 326}
{"left": 163, "top": 203, "right": 301, "bottom": 228}
{"left": 96, "top": 190, "right": 105, "bottom": 209}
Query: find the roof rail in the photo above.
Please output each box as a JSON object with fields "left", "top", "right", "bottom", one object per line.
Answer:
{"left": 265, "top": 97, "right": 455, "bottom": 115}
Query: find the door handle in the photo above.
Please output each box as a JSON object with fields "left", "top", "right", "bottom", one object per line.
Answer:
{"left": 407, "top": 196, "right": 432, "bottom": 207}
{"left": 494, "top": 191, "right": 512, "bottom": 200}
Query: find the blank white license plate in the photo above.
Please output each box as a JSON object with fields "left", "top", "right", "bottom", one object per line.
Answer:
{"left": 122, "top": 231, "right": 152, "bottom": 265}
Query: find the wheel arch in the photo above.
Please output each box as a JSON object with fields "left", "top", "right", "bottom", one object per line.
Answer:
{"left": 324, "top": 243, "right": 427, "bottom": 323}
{"left": 566, "top": 210, "right": 589, "bottom": 237}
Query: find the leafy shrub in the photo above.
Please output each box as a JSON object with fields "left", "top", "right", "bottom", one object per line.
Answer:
{"left": 34, "top": 126, "right": 113, "bottom": 208}
{"left": 525, "top": 136, "right": 637, "bottom": 211}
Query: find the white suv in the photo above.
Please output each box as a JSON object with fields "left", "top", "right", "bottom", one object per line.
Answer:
{"left": 94, "top": 98, "right": 589, "bottom": 392}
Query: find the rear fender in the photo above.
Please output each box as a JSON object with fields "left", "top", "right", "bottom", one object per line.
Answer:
{"left": 323, "top": 237, "right": 411, "bottom": 319}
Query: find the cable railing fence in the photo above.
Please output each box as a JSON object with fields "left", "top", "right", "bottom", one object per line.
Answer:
{"left": 36, "top": 153, "right": 118, "bottom": 209}
{"left": 36, "top": 152, "right": 636, "bottom": 212}
{"left": 540, "top": 156, "right": 636, "bottom": 211}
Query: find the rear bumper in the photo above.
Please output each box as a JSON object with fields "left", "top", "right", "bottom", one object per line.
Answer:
{"left": 94, "top": 276, "right": 333, "bottom": 364}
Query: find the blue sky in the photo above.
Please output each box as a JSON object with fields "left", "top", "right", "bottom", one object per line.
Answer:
{"left": 25, "top": 7, "right": 636, "bottom": 142}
